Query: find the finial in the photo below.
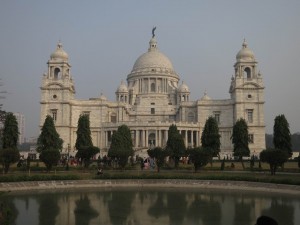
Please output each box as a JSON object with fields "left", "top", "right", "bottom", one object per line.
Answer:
{"left": 152, "top": 26, "right": 156, "bottom": 38}
{"left": 57, "top": 40, "right": 63, "bottom": 49}
{"left": 242, "top": 38, "right": 247, "bottom": 48}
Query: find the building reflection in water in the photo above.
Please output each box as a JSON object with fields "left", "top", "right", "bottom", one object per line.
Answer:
{"left": 1, "top": 188, "right": 300, "bottom": 225}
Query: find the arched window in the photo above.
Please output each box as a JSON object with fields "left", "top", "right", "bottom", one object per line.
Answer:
{"left": 243, "top": 67, "right": 251, "bottom": 79}
{"left": 54, "top": 68, "right": 61, "bottom": 79}
{"left": 148, "top": 132, "right": 156, "bottom": 147}
{"left": 151, "top": 83, "right": 155, "bottom": 92}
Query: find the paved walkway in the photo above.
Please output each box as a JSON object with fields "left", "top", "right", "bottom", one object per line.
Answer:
{"left": 1, "top": 179, "right": 300, "bottom": 195}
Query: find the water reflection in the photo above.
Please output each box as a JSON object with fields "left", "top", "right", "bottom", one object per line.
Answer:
{"left": 1, "top": 188, "right": 299, "bottom": 225}
{"left": 74, "top": 194, "right": 98, "bottom": 225}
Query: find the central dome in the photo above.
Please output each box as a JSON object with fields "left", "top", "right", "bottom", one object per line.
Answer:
{"left": 131, "top": 37, "right": 175, "bottom": 74}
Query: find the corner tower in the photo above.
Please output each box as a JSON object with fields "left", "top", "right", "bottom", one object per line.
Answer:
{"left": 40, "top": 42, "right": 75, "bottom": 146}
{"left": 229, "top": 40, "right": 265, "bottom": 154}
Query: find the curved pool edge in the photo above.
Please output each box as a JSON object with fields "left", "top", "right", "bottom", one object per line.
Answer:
{"left": 1, "top": 179, "right": 300, "bottom": 195}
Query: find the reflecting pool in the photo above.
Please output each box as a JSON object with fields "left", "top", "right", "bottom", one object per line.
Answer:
{"left": 1, "top": 188, "right": 300, "bottom": 225}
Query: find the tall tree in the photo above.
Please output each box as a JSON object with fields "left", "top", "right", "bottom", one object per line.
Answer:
{"left": 165, "top": 124, "right": 185, "bottom": 169}
{"left": 231, "top": 118, "right": 250, "bottom": 169}
{"left": 75, "top": 115, "right": 99, "bottom": 167}
{"left": 0, "top": 113, "right": 20, "bottom": 173}
{"left": 75, "top": 114, "right": 93, "bottom": 150}
{"left": 273, "top": 114, "right": 292, "bottom": 157}
{"left": 108, "top": 124, "right": 133, "bottom": 169}
{"left": 37, "top": 115, "right": 62, "bottom": 171}
{"left": 201, "top": 116, "right": 221, "bottom": 157}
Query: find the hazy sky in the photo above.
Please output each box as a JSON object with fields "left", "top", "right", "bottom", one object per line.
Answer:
{"left": 0, "top": 0, "right": 299, "bottom": 139}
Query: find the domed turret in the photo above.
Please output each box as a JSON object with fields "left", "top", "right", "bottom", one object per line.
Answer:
{"left": 200, "top": 91, "right": 212, "bottom": 101}
{"left": 236, "top": 39, "right": 255, "bottom": 62}
{"left": 178, "top": 81, "right": 190, "bottom": 93}
{"left": 99, "top": 93, "right": 107, "bottom": 101}
{"left": 116, "top": 80, "right": 128, "bottom": 93}
{"left": 50, "top": 42, "right": 69, "bottom": 61}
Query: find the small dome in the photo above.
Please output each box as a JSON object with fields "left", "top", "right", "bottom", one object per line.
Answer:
{"left": 99, "top": 93, "right": 107, "bottom": 101}
{"left": 50, "top": 42, "right": 69, "bottom": 61}
{"left": 236, "top": 39, "right": 255, "bottom": 62}
{"left": 178, "top": 81, "right": 190, "bottom": 92}
{"left": 116, "top": 81, "right": 128, "bottom": 93}
{"left": 200, "top": 91, "right": 212, "bottom": 101}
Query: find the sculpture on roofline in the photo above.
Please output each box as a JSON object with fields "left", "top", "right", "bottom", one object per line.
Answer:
{"left": 152, "top": 26, "right": 156, "bottom": 38}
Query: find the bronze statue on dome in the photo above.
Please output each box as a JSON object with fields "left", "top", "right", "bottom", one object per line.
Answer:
{"left": 152, "top": 27, "right": 156, "bottom": 38}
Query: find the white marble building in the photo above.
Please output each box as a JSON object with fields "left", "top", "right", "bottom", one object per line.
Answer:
{"left": 40, "top": 33, "right": 265, "bottom": 157}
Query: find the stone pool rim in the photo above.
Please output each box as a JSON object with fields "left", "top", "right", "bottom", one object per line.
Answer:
{"left": 1, "top": 179, "right": 300, "bottom": 195}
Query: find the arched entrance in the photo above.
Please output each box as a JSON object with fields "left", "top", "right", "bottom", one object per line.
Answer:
{"left": 148, "top": 132, "right": 156, "bottom": 148}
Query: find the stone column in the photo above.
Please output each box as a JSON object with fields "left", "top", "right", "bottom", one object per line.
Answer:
{"left": 196, "top": 131, "right": 199, "bottom": 147}
{"left": 145, "top": 130, "right": 148, "bottom": 148}
{"left": 135, "top": 130, "right": 138, "bottom": 147}
{"left": 141, "top": 130, "right": 144, "bottom": 147}
{"left": 136, "top": 130, "right": 140, "bottom": 147}
{"left": 155, "top": 130, "right": 158, "bottom": 147}
{"left": 165, "top": 129, "right": 168, "bottom": 145}
{"left": 191, "top": 130, "right": 194, "bottom": 148}
{"left": 185, "top": 130, "right": 188, "bottom": 148}
{"left": 104, "top": 131, "right": 107, "bottom": 148}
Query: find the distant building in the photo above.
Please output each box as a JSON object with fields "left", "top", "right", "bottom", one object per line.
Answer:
{"left": 13, "top": 112, "right": 25, "bottom": 145}
{"left": 40, "top": 32, "right": 265, "bottom": 157}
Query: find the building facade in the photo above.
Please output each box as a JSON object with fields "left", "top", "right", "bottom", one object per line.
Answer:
{"left": 40, "top": 33, "right": 265, "bottom": 157}
{"left": 13, "top": 112, "right": 25, "bottom": 145}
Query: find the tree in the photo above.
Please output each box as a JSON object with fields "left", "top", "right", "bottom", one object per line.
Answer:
{"left": 273, "top": 114, "right": 292, "bottom": 157}
{"left": 75, "top": 114, "right": 93, "bottom": 150}
{"left": 166, "top": 124, "right": 186, "bottom": 169}
{"left": 1, "top": 113, "right": 19, "bottom": 149}
{"left": 201, "top": 116, "right": 221, "bottom": 157}
{"left": 75, "top": 115, "right": 99, "bottom": 167}
{"left": 231, "top": 118, "right": 250, "bottom": 169}
{"left": 147, "top": 147, "right": 166, "bottom": 172}
{"left": 260, "top": 148, "right": 289, "bottom": 175}
{"left": 0, "top": 110, "right": 7, "bottom": 148}
{"left": 76, "top": 146, "right": 100, "bottom": 168}
{"left": 37, "top": 115, "right": 63, "bottom": 172}
{"left": 188, "top": 147, "right": 211, "bottom": 172}
{"left": 39, "top": 148, "right": 61, "bottom": 171}
{"left": 108, "top": 125, "right": 133, "bottom": 169}
{"left": 0, "top": 113, "right": 20, "bottom": 173}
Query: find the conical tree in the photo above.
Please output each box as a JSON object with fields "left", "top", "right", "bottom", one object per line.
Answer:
{"left": 37, "top": 115, "right": 63, "bottom": 171}
{"left": 75, "top": 114, "right": 100, "bottom": 168}
{"left": 75, "top": 114, "right": 93, "bottom": 150}
{"left": 231, "top": 118, "right": 250, "bottom": 169}
{"left": 108, "top": 124, "right": 133, "bottom": 169}
{"left": 273, "top": 114, "right": 292, "bottom": 157}
{"left": 0, "top": 113, "right": 20, "bottom": 173}
{"left": 201, "top": 116, "right": 221, "bottom": 157}
{"left": 166, "top": 124, "right": 185, "bottom": 169}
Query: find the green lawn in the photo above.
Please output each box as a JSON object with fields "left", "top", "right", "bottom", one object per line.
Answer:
{"left": 0, "top": 160, "right": 299, "bottom": 185}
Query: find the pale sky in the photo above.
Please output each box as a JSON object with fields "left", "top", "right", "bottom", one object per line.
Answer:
{"left": 0, "top": 0, "right": 299, "bottom": 140}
